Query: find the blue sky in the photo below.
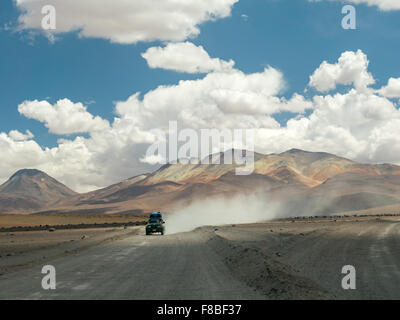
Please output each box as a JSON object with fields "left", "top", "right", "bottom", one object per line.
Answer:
{"left": 1, "top": 0, "right": 400, "bottom": 191}
{"left": 1, "top": 0, "right": 399, "bottom": 146}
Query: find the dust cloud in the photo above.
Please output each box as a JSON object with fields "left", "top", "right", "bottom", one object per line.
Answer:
{"left": 165, "top": 194, "right": 281, "bottom": 235}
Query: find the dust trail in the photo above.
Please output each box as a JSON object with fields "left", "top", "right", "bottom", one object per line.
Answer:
{"left": 165, "top": 194, "right": 281, "bottom": 235}
{"left": 163, "top": 183, "right": 374, "bottom": 234}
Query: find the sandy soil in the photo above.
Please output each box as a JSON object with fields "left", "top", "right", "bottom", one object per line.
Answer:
{"left": 1, "top": 215, "right": 400, "bottom": 299}
{"left": 0, "top": 226, "right": 141, "bottom": 275}
{"left": 209, "top": 216, "right": 400, "bottom": 299}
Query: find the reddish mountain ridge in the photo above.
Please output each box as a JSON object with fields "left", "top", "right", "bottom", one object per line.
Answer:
{"left": 1, "top": 149, "right": 400, "bottom": 216}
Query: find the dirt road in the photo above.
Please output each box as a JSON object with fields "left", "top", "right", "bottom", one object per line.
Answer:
{"left": 1, "top": 216, "right": 400, "bottom": 299}
{"left": 0, "top": 228, "right": 263, "bottom": 299}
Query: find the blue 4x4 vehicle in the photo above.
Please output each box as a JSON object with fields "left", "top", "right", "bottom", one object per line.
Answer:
{"left": 145, "top": 212, "right": 165, "bottom": 235}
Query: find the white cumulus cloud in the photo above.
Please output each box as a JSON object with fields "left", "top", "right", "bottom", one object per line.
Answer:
{"left": 113, "top": 66, "right": 310, "bottom": 132}
{"left": 15, "top": 0, "right": 238, "bottom": 43}
{"left": 18, "top": 99, "right": 110, "bottom": 135}
{"left": 309, "top": 50, "right": 375, "bottom": 92}
{"left": 378, "top": 77, "right": 400, "bottom": 98}
{"left": 142, "top": 42, "right": 235, "bottom": 74}
{"left": 8, "top": 130, "right": 34, "bottom": 141}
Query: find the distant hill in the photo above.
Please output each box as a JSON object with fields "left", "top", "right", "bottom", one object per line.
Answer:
{"left": 2, "top": 149, "right": 400, "bottom": 216}
{"left": 0, "top": 169, "right": 76, "bottom": 213}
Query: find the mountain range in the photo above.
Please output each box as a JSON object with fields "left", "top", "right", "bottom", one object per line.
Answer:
{"left": 1, "top": 149, "right": 400, "bottom": 216}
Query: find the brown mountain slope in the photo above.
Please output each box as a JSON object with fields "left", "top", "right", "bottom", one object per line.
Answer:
{"left": 138, "top": 148, "right": 400, "bottom": 188}
{"left": 66, "top": 174, "right": 150, "bottom": 205}
{"left": 2, "top": 149, "right": 400, "bottom": 216}
{"left": 0, "top": 169, "right": 77, "bottom": 213}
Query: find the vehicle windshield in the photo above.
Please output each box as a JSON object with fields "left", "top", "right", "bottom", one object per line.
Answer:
{"left": 148, "top": 219, "right": 160, "bottom": 224}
